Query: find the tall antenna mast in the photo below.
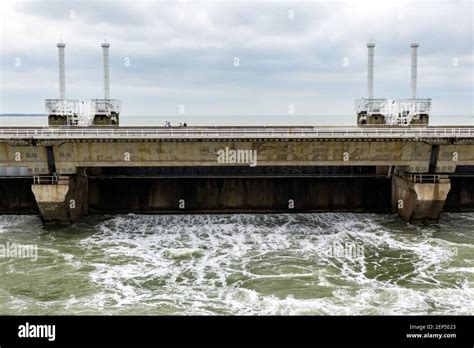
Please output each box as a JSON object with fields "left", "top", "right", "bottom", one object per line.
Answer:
{"left": 367, "top": 42, "right": 375, "bottom": 99}
{"left": 410, "top": 42, "right": 419, "bottom": 99}
{"left": 57, "top": 41, "right": 66, "bottom": 99}
{"left": 102, "top": 41, "right": 110, "bottom": 100}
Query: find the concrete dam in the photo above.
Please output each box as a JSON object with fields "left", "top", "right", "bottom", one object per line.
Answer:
{"left": 2, "top": 41, "right": 473, "bottom": 224}
{"left": 0, "top": 126, "right": 473, "bottom": 224}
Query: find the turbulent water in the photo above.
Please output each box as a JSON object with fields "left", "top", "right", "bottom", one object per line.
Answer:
{"left": 0, "top": 213, "right": 473, "bottom": 315}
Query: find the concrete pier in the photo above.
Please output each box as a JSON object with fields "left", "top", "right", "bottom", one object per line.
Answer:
{"left": 1, "top": 126, "right": 473, "bottom": 224}
{"left": 391, "top": 173, "right": 451, "bottom": 223}
{"left": 31, "top": 173, "right": 88, "bottom": 224}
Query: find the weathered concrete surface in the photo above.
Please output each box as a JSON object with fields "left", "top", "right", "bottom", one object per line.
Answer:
{"left": 410, "top": 114, "right": 429, "bottom": 125}
{"left": 31, "top": 174, "right": 88, "bottom": 223}
{"left": 444, "top": 177, "right": 474, "bottom": 212}
{"left": 0, "top": 143, "right": 49, "bottom": 175}
{"left": 0, "top": 178, "right": 38, "bottom": 213}
{"left": 88, "top": 177, "right": 392, "bottom": 213}
{"left": 51, "top": 140, "right": 434, "bottom": 174}
{"left": 92, "top": 113, "right": 119, "bottom": 126}
{"left": 391, "top": 175, "right": 451, "bottom": 223}
{"left": 2, "top": 136, "right": 473, "bottom": 176}
{"left": 32, "top": 183, "right": 70, "bottom": 222}
{"left": 0, "top": 129, "right": 472, "bottom": 224}
{"left": 357, "top": 114, "right": 386, "bottom": 125}
{"left": 48, "top": 115, "right": 68, "bottom": 126}
{"left": 436, "top": 144, "right": 474, "bottom": 172}
{"left": 1, "top": 175, "right": 473, "bottom": 221}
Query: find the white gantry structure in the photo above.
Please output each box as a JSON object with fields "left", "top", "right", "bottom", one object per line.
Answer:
{"left": 46, "top": 40, "right": 121, "bottom": 127}
{"left": 356, "top": 42, "right": 431, "bottom": 126}
{"left": 90, "top": 41, "right": 121, "bottom": 126}
{"left": 45, "top": 41, "right": 81, "bottom": 126}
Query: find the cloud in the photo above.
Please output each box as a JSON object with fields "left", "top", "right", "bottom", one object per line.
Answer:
{"left": 0, "top": 0, "right": 472, "bottom": 117}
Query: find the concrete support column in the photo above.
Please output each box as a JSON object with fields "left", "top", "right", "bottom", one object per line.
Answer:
{"left": 31, "top": 171, "right": 88, "bottom": 224}
{"left": 391, "top": 172, "right": 450, "bottom": 223}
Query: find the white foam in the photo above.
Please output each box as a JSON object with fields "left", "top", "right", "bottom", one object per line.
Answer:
{"left": 164, "top": 248, "right": 203, "bottom": 259}
{"left": 2, "top": 213, "right": 473, "bottom": 315}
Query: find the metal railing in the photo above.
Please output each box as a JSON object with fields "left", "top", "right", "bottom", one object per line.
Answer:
{"left": 397, "top": 99, "right": 432, "bottom": 114}
{"left": 90, "top": 99, "right": 121, "bottom": 115}
{"left": 355, "top": 98, "right": 388, "bottom": 115}
{"left": 45, "top": 99, "right": 80, "bottom": 116}
{"left": 33, "top": 175, "right": 58, "bottom": 184}
{"left": 394, "top": 169, "right": 448, "bottom": 183}
{"left": 408, "top": 173, "right": 441, "bottom": 183}
{"left": 32, "top": 175, "right": 72, "bottom": 184}
{"left": 0, "top": 127, "right": 473, "bottom": 140}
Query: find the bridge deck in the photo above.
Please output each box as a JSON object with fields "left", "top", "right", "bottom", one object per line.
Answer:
{"left": 0, "top": 126, "right": 473, "bottom": 140}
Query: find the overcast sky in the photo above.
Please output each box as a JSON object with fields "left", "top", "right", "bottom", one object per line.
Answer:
{"left": 0, "top": 0, "right": 472, "bottom": 116}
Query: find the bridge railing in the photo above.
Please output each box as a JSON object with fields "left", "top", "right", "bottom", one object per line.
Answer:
{"left": 408, "top": 174, "right": 441, "bottom": 184}
{"left": 32, "top": 175, "right": 71, "bottom": 184}
{"left": 33, "top": 175, "right": 58, "bottom": 185}
{"left": 0, "top": 127, "right": 473, "bottom": 139}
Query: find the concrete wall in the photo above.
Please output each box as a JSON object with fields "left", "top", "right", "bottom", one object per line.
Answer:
{"left": 0, "top": 176, "right": 473, "bottom": 216}
{"left": 2, "top": 139, "right": 472, "bottom": 175}
{"left": 88, "top": 177, "right": 392, "bottom": 213}
{"left": 436, "top": 144, "right": 474, "bottom": 172}
{"left": 444, "top": 177, "right": 474, "bottom": 212}
{"left": 52, "top": 140, "right": 433, "bottom": 174}
{"left": 357, "top": 114, "right": 386, "bottom": 125}
{"left": 48, "top": 115, "right": 68, "bottom": 126}
{"left": 0, "top": 143, "right": 49, "bottom": 175}
{"left": 0, "top": 134, "right": 472, "bottom": 222}
{"left": 410, "top": 114, "right": 429, "bottom": 125}
{"left": 0, "top": 179, "right": 38, "bottom": 213}
{"left": 92, "top": 114, "right": 119, "bottom": 126}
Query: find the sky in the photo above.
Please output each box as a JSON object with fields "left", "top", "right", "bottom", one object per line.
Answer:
{"left": 0, "top": 0, "right": 472, "bottom": 116}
